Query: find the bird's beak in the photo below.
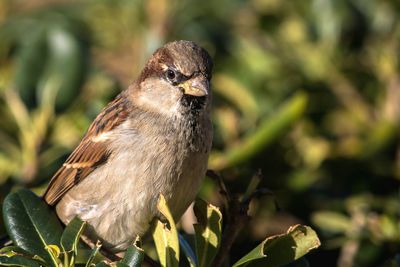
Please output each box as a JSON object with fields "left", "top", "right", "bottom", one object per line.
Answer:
{"left": 180, "top": 76, "right": 209, "bottom": 97}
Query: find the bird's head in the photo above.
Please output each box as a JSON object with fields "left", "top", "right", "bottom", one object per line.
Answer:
{"left": 134, "top": 40, "right": 213, "bottom": 117}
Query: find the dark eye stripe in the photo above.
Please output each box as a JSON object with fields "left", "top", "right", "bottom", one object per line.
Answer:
{"left": 165, "top": 68, "right": 191, "bottom": 85}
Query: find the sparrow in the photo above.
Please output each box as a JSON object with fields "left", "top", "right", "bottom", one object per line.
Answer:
{"left": 43, "top": 40, "right": 213, "bottom": 252}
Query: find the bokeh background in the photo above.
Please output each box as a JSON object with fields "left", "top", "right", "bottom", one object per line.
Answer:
{"left": 0, "top": 0, "right": 400, "bottom": 266}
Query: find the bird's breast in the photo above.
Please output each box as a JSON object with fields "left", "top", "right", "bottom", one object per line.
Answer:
{"left": 56, "top": 114, "right": 212, "bottom": 252}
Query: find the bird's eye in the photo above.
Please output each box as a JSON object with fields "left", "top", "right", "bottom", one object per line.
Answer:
{"left": 166, "top": 69, "right": 176, "bottom": 81}
{"left": 165, "top": 69, "right": 184, "bottom": 85}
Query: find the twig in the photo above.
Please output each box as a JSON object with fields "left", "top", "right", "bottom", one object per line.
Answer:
{"left": 212, "top": 196, "right": 250, "bottom": 267}
{"left": 206, "top": 169, "right": 231, "bottom": 203}
{"left": 209, "top": 170, "right": 272, "bottom": 267}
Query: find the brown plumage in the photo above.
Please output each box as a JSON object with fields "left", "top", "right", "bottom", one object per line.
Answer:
{"left": 43, "top": 40, "right": 213, "bottom": 252}
{"left": 44, "top": 94, "right": 130, "bottom": 205}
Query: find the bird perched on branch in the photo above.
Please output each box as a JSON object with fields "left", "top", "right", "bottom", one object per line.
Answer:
{"left": 43, "top": 40, "right": 213, "bottom": 252}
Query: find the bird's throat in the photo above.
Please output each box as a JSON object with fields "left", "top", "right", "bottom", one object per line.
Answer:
{"left": 181, "top": 95, "right": 206, "bottom": 111}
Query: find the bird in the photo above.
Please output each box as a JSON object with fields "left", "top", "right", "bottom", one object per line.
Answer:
{"left": 43, "top": 40, "right": 213, "bottom": 253}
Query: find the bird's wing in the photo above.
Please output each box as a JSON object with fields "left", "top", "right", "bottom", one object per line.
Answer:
{"left": 43, "top": 93, "right": 130, "bottom": 205}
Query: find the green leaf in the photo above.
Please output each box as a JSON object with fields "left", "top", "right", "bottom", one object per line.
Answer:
{"left": 152, "top": 194, "right": 179, "bottom": 267}
{"left": 0, "top": 255, "right": 41, "bottom": 267}
{"left": 0, "top": 246, "right": 29, "bottom": 257}
{"left": 38, "top": 26, "right": 86, "bottom": 111}
{"left": 45, "top": 244, "right": 61, "bottom": 259}
{"left": 96, "top": 261, "right": 111, "bottom": 267}
{"left": 61, "top": 217, "right": 86, "bottom": 266}
{"left": 75, "top": 249, "right": 105, "bottom": 265}
{"left": 232, "top": 225, "right": 320, "bottom": 267}
{"left": 193, "top": 199, "right": 222, "bottom": 267}
{"left": 61, "top": 218, "right": 86, "bottom": 254}
{"left": 242, "top": 171, "right": 262, "bottom": 202}
{"left": 2, "top": 189, "right": 63, "bottom": 267}
{"left": 13, "top": 26, "right": 47, "bottom": 107}
{"left": 12, "top": 16, "right": 87, "bottom": 111}
{"left": 116, "top": 237, "right": 144, "bottom": 267}
{"left": 210, "top": 91, "right": 308, "bottom": 170}
{"left": 84, "top": 242, "right": 102, "bottom": 267}
{"left": 311, "top": 211, "right": 351, "bottom": 234}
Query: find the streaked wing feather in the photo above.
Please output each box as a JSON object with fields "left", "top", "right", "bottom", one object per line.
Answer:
{"left": 43, "top": 93, "right": 130, "bottom": 205}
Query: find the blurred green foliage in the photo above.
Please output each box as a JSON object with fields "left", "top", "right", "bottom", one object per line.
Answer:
{"left": 0, "top": 0, "right": 400, "bottom": 266}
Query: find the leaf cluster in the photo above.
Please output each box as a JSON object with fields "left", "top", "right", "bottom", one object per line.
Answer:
{"left": 0, "top": 175, "right": 320, "bottom": 267}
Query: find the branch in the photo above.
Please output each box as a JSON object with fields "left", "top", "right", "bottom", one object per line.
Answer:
{"left": 207, "top": 170, "right": 272, "bottom": 267}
